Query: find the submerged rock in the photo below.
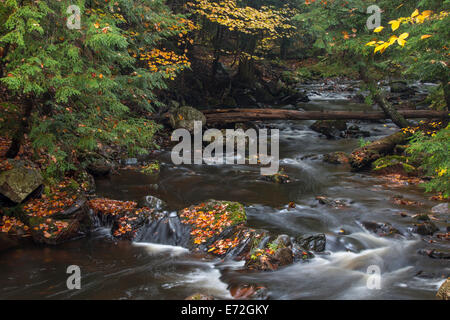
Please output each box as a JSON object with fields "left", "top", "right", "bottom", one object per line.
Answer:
{"left": 0, "top": 160, "right": 43, "bottom": 204}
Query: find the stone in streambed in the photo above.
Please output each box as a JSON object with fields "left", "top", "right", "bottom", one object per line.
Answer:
{"left": 323, "top": 152, "right": 349, "bottom": 165}
{"left": 436, "top": 278, "right": 449, "bottom": 300}
{"left": 431, "top": 203, "right": 449, "bottom": 215}
{"left": 310, "top": 120, "right": 347, "bottom": 139}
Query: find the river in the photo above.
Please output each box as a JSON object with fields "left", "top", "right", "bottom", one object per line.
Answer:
{"left": 0, "top": 91, "right": 448, "bottom": 300}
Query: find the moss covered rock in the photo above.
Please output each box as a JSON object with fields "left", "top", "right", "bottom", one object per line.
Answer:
{"left": 0, "top": 160, "right": 43, "bottom": 204}
{"left": 169, "top": 106, "right": 206, "bottom": 132}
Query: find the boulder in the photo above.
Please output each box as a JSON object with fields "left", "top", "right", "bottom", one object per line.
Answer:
{"left": 138, "top": 195, "right": 167, "bottom": 211}
{"left": 310, "top": 120, "right": 347, "bottom": 139}
{"left": 323, "top": 152, "right": 349, "bottom": 165}
{"left": 169, "top": 106, "right": 206, "bottom": 132}
{"left": 431, "top": 203, "right": 449, "bottom": 215}
{"left": 413, "top": 222, "right": 439, "bottom": 236}
{"left": 86, "top": 159, "right": 112, "bottom": 177}
{"left": 390, "top": 81, "right": 409, "bottom": 93}
{"left": 0, "top": 160, "right": 43, "bottom": 204}
{"left": 436, "top": 279, "right": 449, "bottom": 300}
{"left": 361, "top": 221, "right": 401, "bottom": 237}
{"left": 297, "top": 234, "right": 326, "bottom": 252}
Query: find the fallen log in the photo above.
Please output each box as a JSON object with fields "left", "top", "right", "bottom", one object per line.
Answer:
{"left": 204, "top": 109, "right": 449, "bottom": 123}
{"left": 349, "top": 131, "right": 411, "bottom": 171}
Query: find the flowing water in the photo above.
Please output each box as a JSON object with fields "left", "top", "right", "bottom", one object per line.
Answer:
{"left": 0, "top": 92, "right": 448, "bottom": 300}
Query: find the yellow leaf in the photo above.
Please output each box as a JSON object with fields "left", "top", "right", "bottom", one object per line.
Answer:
{"left": 389, "top": 20, "right": 400, "bottom": 31}
{"left": 397, "top": 38, "right": 406, "bottom": 47}
{"left": 398, "top": 33, "right": 409, "bottom": 40}
{"left": 421, "top": 34, "right": 432, "bottom": 40}
{"left": 411, "top": 9, "right": 419, "bottom": 18}
{"left": 365, "top": 41, "right": 377, "bottom": 46}
{"left": 373, "top": 26, "right": 384, "bottom": 33}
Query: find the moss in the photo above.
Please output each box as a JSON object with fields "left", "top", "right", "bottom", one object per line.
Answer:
{"left": 140, "top": 161, "right": 160, "bottom": 175}
{"left": 372, "top": 155, "right": 417, "bottom": 173}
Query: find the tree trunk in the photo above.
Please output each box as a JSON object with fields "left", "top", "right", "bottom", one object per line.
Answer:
{"left": 203, "top": 108, "right": 449, "bottom": 123}
{"left": 6, "top": 97, "right": 34, "bottom": 159}
{"left": 349, "top": 131, "right": 411, "bottom": 171}
{"left": 359, "top": 66, "right": 410, "bottom": 128}
{"left": 443, "top": 79, "right": 450, "bottom": 110}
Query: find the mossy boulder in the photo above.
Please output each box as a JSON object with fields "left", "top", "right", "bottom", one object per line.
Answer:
{"left": 0, "top": 160, "right": 43, "bottom": 204}
{"left": 169, "top": 106, "right": 206, "bottom": 132}
{"left": 372, "top": 155, "right": 418, "bottom": 176}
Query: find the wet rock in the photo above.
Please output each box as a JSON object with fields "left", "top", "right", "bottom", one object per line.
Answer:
{"left": 230, "top": 285, "right": 268, "bottom": 300}
{"left": 310, "top": 120, "right": 347, "bottom": 139}
{"left": 316, "top": 196, "right": 349, "bottom": 209}
{"left": 169, "top": 106, "right": 206, "bottom": 132}
{"left": 185, "top": 293, "right": 215, "bottom": 300}
{"left": 431, "top": 203, "right": 449, "bottom": 215}
{"left": 436, "top": 278, "right": 449, "bottom": 300}
{"left": 323, "top": 152, "right": 349, "bottom": 165}
{"left": 110, "top": 208, "right": 153, "bottom": 240}
{"left": 30, "top": 218, "right": 81, "bottom": 245}
{"left": 122, "top": 158, "right": 138, "bottom": 166}
{"left": 0, "top": 160, "right": 43, "bottom": 204}
{"left": 418, "top": 249, "right": 450, "bottom": 260}
{"left": 274, "top": 247, "right": 294, "bottom": 266}
{"left": 297, "top": 234, "right": 326, "bottom": 252}
{"left": 179, "top": 200, "right": 246, "bottom": 251}
{"left": 138, "top": 195, "right": 167, "bottom": 211}
{"left": 413, "top": 221, "right": 439, "bottom": 236}
{"left": 86, "top": 159, "right": 113, "bottom": 177}
{"left": 390, "top": 81, "right": 412, "bottom": 94}
{"left": 261, "top": 171, "right": 292, "bottom": 184}
{"left": 361, "top": 221, "right": 401, "bottom": 237}
{"left": 273, "top": 234, "right": 292, "bottom": 248}
{"left": 29, "top": 198, "right": 93, "bottom": 245}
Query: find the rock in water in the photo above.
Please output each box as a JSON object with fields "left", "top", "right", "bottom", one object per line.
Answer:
{"left": 0, "top": 160, "right": 43, "bottom": 204}
{"left": 138, "top": 195, "right": 167, "bottom": 211}
{"left": 436, "top": 278, "right": 449, "bottom": 300}
{"left": 169, "top": 106, "right": 206, "bottom": 132}
{"left": 431, "top": 203, "right": 449, "bottom": 215}
{"left": 310, "top": 120, "right": 347, "bottom": 139}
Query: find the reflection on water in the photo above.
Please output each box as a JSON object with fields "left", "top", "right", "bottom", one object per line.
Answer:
{"left": 0, "top": 99, "right": 448, "bottom": 300}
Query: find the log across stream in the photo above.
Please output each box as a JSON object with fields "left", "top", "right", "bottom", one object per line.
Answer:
{"left": 203, "top": 109, "right": 449, "bottom": 123}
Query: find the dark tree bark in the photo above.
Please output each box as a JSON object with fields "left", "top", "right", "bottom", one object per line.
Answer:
{"left": 359, "top": 66, "right": 410, "bottom": 128}
{"left": 5, "top": 97, "right": 34, "bottom": 159}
